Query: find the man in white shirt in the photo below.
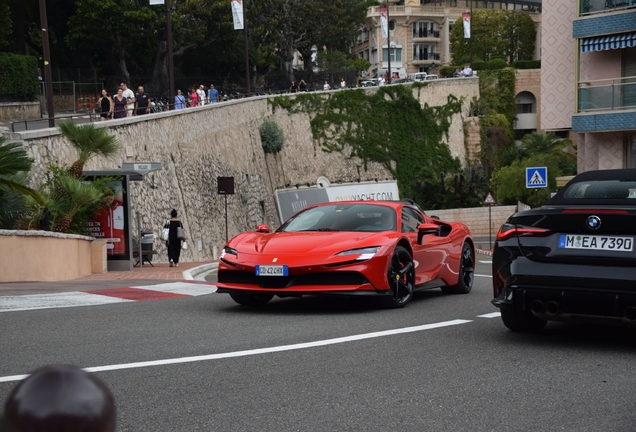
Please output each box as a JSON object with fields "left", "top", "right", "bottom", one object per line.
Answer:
{"left": 120, "top": 82, "right": 135, "bottom": 117}
{"left": 460, "top": 65, "right": 473, "bottom": 77}
{"left": 196, "top": 85, "right": 206, "bottom": 105}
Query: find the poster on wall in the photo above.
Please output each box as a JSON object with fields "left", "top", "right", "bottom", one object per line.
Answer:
{"left": 84, "top": 177, "right": 131, "bottom": 260}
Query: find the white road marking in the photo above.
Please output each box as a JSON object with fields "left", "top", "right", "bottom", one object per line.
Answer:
{"left": 131, "top": 282, "right": 217, "bottom": 296}
{"left": 477, "top": 312, "right": 501, "bottom": 318}
{"left": 475, "top": 274, "right": 492, "bottom": 278}
{"left": 0, "top": 319, "right": 472, "bottom": 383}
{"left": 0, "top": 282, "right": 216, "bottom": 313}
{"left": 479, "top": 260, "right": 492, "bottom": 264}
{"left": 0, "top": 292, "right": 132, "bottom": 313}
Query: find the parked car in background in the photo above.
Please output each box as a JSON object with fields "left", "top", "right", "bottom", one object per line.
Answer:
{"left": 217, "top": 200, "right": 474, "bottom": 309}
{"left": 407, "top": 72, "right": 428, "bottom": 82}
{"left": 360, "top": 79, "right": 379, "bottom": 87}
{"left": 424, "top": 74, "right": 439, "bottom": 81}
{"left": 492, "top": 168, "right": 636, "bottom": 331}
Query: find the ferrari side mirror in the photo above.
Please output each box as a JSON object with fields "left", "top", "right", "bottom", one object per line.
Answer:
{"left": 255, "top": 224, "right": 270, "bottom": 233}
{"left": 417, "top": 223, "right": 440, "bottom": 244}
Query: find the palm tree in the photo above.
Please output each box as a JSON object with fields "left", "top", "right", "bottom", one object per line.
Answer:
{"left": 521, "top": 132, "right": 573, "bottom": 157}
{"left": 0, "top": 137, "right": 43, "bottom": 205}
{"left": 56, "top": 121, "right": 121, "bottom": 178}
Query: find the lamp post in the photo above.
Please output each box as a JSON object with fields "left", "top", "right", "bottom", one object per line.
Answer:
{"left": 166, "top": 0, "right": 174, "bottom": 107}
{"left": 243, "top": 0, "right": 250, "bottom": 94}
{"left": 469, "top": 0, "right": 473, "bottom": 68}
{"left": 38, "top": 0, "right": 55, "bottom": 127}
{"left": 386, "top": 0, "right": 391, "bottom": 84}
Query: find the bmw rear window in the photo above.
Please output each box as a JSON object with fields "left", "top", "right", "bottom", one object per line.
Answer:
{"left": 563, "top": 180, "right": 636, "bottom": 199}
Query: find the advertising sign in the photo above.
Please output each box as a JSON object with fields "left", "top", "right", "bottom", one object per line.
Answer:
{"left": 231, "top": 0, "right": 244, "bottom": 30}
{"left": 276, "top": 181, "right": 399, "bottom": 222}
{"left": 84, "top": 177, "right": 131, "bottom": 260}
{"left": 462, "top": 12, "right": 471, "bottom": 38}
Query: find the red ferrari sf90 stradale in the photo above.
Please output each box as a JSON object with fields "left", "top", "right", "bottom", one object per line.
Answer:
{"left": 216, "top": 200, "right": 474, "bottom": 308}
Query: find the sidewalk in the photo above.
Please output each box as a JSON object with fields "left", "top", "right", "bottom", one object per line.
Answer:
{"left": 0, "top": 261, "right": 218, "bottom": 296}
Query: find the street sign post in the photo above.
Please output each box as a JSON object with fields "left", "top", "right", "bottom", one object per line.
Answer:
{"left": 483, "top": 192, "right": 495, "bottom": 250}
{"left": 526, "top": 166, "right": 548, "bottom": 207}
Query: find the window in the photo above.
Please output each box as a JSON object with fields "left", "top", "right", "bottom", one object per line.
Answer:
{"left": 626, "top": 136, "right": 636, "bottom": 168}
{"left": 383, "top": 47, "right": 402, "bottom": 62}
{"left": 401, "top": 207, "right": 424, "bottom": 233}
{"left": 413, "top": 43, "right": 436, "bottom": 61}
{"left": 389, "top": 20, "right": 396, "bottom": 31}
{"left": 413, "top": 20, "right": 437, "bottom": 38}
{"left": 372, "top": 48, "right": 378, "bottom": 65}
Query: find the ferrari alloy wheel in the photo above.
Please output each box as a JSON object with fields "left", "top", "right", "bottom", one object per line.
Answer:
{"left": 229, "top": 292, "right": 274, "bottom": 306}
{"left": 382, "top": 246, "right": 415, "bottom": 308}
{"left": 442, "top": 242, "right": 474, "bottom": 294}
{"left": 500, "top": 307, "right": 547, "bottom": 332}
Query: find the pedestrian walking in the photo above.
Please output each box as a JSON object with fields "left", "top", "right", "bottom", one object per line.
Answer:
{"left": 164, "top": 209, "right": 186, "bottom": 267}
{"left": 3, "top": 364, "right": 116, "bottom": 432}
{"left": 190, "top": 87, "right": 199, "bottom": 107}
{"left": 120, "top": 82, "right": 135, "bottom": 117}
{"left": 197, "top": 85, "right": 206, "bottom": 105}
{"left": 112, "top": 87, "right": 128, "bottom": 119}
{"left": 98, "top": 89, "right": 113, "bottom": 121}
{"left": 208, "top": 84, "right": 219, "bottom": 103}
{"left": 134, "top": 85, "right": 151, "bottom": 115}
{"left": 175, "top": 89, "right": 186, "bottom": 109}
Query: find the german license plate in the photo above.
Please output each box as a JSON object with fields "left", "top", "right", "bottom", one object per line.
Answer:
{"left": 255, "top": 265, "right": 288, "bottom": 276}
{"left": 558, "top": 234, "right": 633, "bottom": 251}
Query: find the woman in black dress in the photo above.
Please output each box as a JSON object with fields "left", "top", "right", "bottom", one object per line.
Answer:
{"left": 112, "top": 87, "right": 127, "bottom": 119}
{"left": 165, "top": 209, "right": 186, "bottom": 267}
{"left": 98, "top": 89, "right": 113, "bottom": 121}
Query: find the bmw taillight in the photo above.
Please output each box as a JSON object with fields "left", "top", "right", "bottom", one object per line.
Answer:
{"left": 496, "top": 223, "right": 552, "bottom": 241}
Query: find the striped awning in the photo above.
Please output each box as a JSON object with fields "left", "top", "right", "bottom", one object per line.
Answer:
{"left": 581, "top": 32, "right": 636, "bottom": 52}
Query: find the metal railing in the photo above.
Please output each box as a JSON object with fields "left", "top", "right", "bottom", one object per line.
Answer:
{"left": 579, "top": 0, "right": 636, "bottom": 15}
{"left": 578, "top": 75, "right": 636, "bottom": 111}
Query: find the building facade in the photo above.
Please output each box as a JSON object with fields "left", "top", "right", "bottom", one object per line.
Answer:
{"left": 542, "top": 0, "right": 636, "bottom": 172}
{"left": 351, "top": 0, "right": 542, "bottom": 79}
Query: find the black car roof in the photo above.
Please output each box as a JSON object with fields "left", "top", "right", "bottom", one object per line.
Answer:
{"left": 546, "top": 169, "right": 636, "bottom": 206}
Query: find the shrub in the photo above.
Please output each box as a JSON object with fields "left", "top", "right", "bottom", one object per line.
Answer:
{"left": 259, "top": 119, "right": 285, "bottom": 154}
{"left": 489, "top": 58, "right": 508, "bottom": 70}
{"left": 512, "top": 59, "right": 541, "bottom": 69}
{"left": 0, "top": 53, "right": 39, "bottom": 100}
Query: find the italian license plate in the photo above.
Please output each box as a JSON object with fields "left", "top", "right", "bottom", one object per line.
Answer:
{"left": 558, "top": 234, "right": 634, "bottom": 251}
{"left": 255, "top": 265, "right": 288, "bottom": 276}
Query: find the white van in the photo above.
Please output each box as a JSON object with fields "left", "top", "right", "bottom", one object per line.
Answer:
{"left": 407, "top": 72, "right": 428, "bottom": 82}
{"left": 424, "top": 74, "right": 439, "bottom": 81}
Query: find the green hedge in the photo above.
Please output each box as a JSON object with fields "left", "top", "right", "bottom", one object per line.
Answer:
{"left": 0, "top": 53, "right": 39, "bottom": 100}
{"left": 512, "top": 59, "right": 541, "bottom": 69}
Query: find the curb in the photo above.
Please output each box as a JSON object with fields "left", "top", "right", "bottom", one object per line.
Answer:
{"left": 476, "top": 249, "right": 493, "bottom": 257}
{"left": 183, "top": 262, "right": 218, "bottom": 281}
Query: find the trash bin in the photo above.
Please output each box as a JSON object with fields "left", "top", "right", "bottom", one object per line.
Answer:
{"left": 140, "top": 230, "right": 155, "bottom": 263}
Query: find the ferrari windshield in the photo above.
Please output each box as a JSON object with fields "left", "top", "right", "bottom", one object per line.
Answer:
{"left": 278, "top": 203, "right": 396, "bottom": 232}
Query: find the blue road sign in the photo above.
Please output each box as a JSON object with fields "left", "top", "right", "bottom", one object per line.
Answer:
{"left": 526, "top": 167, "right": 548, "bottom": 189}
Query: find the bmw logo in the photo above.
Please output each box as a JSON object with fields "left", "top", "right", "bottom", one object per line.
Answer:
{"left": 586, "top": 215, "right": 601, "bottom": 230}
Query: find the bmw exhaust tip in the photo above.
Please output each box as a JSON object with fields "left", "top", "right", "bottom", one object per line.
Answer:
{"left": 545, "top": 301, "right": 560, "bottom": 315}
{"left": 530, "top": 300, "right": 545, "bottom": 315}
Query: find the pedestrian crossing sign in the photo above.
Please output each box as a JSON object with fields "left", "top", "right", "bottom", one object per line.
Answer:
{"left": 526, "top": 167, "right": 548, "bottom": 189}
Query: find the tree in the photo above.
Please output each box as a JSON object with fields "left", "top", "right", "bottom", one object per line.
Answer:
{"left": 0, "top": 137, "right": 42, "bottom": 204}
{"left": 450, "top": 10, "right": 536, "bottom": 65}
{"left": 56, "top": 121, "right": 121, "bottom": 178}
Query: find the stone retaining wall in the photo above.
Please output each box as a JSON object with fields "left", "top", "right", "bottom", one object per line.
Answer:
{"left": 0, "top": 102, "right": 40, "bottom": 122}
{"left": 423, "top": 205, "right": 516, "bottom": 236}
{"left": 3, "top": 80, "right": 479, "bottom": 263}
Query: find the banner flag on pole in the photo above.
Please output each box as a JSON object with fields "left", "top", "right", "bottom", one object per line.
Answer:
{"left": 231, "top": 0, "right": 244, "bottom": 30}
{"left": 380, "top": 6, "right": 388, "bottom": 39}
{"left": 462, "top": 12, "right": 471, "bottom": 38}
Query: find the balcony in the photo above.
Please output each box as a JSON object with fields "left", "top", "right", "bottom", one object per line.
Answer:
{"left": 579, "top": 0, "right": 636, "bottom": 16}
{"left": 412, "top": 30, "right": 440, "bottom": 40}
{"left": 578, "top": 76, "right": 636, "bottom": 112}
{"left": 412, "top": 53, "right": 440, "bottom": 65}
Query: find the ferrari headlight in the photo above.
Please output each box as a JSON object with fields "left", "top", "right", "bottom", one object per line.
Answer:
{"left": 220, "top": 247, "right": 238, "bottom": 260}
{"left": 336, "top": 247, "right": 380, "bottom": 261}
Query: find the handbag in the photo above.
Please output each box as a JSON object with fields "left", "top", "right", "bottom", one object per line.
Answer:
{"left": 181, "top": 241, "right": 188, "bottom": 250}
{"left": 160, "top": 220, "right": 169, "bottom": 241}
{"left": 177, "top": 226, "right": 186, "bottom": 240}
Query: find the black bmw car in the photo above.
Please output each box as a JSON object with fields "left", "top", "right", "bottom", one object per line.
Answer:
{"left": 492, "top": 169, "right": 636, "bottom": 331}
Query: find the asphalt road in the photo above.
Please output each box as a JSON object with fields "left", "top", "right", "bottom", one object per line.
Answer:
{"left": 1, "top": 260, "right": 635, "bottom": 431}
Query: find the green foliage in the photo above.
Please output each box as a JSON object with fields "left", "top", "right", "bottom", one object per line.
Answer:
{"left": 512, "top": 60, "right": 541, "bottom": 69}
{"left": 0, "top": 53, "right": 39, "bottom": 100}
{"left": 480, "top": 113, "right": 513, "bottom": 179}
{"left": 269, "top": 86, "right": 465, "bottom": 209}
{"left": 439, "top": 66, "right": 458, "bottom": 78}
{"left": 57, "top": 121, "right": 121, "bottom": 168}
{"left": 0, "top": 137, "right": 42, "bottom": 207}
{"left": 490, "top": 133, "right": 577, "bottom": 205}
{"left": 450, "top": 10, "right": 537, "bottom": 65}
{"left": 491, "top": 155, "right": 562, "bottom": 206}
{"left": 259, "top": 119, "right": 285, "bottom": 154}
{"left": 0, "top": 0, "right": 11, "bottom": 52}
